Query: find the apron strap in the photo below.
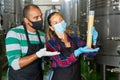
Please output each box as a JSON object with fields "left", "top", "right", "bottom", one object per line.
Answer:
{"left": 23, "top": 24, "right": 31, "bottom": 44}
{"left": 36, "top": 31, "right": 44, "bottom": 47}
{"left": 23, "top": 24, "right": 43, "bottom": 47}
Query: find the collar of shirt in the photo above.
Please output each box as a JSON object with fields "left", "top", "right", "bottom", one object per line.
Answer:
{"left": 52, "top": 34, "right": 76, "bottom": 50}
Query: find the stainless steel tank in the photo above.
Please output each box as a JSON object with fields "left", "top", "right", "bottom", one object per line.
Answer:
{"left": 3, "top": 0, "right": 33, "bottom": 32}
{"left": 60, "top": 0, "right": 75, "bottom": 26}
{"left": 0, "top": 0, "right": 4, "bottom": 15}
{"left": 78, "top": 0, "right": 120, "bottom": 69}
{"left": 44, "top": 5, "right": 60, "bottom": 33}
{"left": 78, "top": 0, "right": 91, "bottom": 36}
{"left": 90, "top": 0, "right": 120, "bottom": 56}
{"left": 60, "top": 0, "right": 82, "bottom": 37}
{"left": 89, "top": 0, "right": 120, "bottom": 79}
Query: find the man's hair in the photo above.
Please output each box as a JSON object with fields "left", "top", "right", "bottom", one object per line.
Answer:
{"left": 23, "top": 4, "right": 40, "bottom": 18}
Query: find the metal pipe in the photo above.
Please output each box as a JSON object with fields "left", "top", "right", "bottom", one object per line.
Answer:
{"left": 118, "top": 73, "right": 120, "bottom": 80}
{"left": 36, "top": 4, "right": 60, "bottom": 6}
{"left": 103, "top": 65, "right": 106, "bottom": 80}
{"left": 107, "top": 68, "right": 120, "bottom": 73}
{"left": 14, "top": 0, "right": 17, "bottom": 25}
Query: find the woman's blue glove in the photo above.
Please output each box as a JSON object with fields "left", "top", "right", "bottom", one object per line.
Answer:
{"left": 74, "top": 46, "right": 99, "bottom": 57}
{"left": 92, "top": 27, "right": 98, "bottom": 44}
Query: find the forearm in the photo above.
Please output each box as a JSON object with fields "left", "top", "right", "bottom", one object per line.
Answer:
{"left": 19, "top": 53, "right": 38, "bottom": 68}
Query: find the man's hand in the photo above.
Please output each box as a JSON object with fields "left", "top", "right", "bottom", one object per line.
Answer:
{"left": 36, "top": 48, "right": 60, "bottom": 58}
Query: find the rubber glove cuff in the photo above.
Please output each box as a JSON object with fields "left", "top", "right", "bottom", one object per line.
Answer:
{"left": 92, "top": 27, "right": 98, "bottom": 44}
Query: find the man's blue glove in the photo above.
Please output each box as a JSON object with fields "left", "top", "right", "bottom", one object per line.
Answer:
{"left": 74, "top": 46, "right": 99, "bottom": 57}
{"left": 92, "top": 27, "right": 98, "bottom": 44}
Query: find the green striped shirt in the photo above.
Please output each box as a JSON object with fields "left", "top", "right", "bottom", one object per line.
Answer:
{"left": 6, "top": 25, "right": 45, "bottom": 70}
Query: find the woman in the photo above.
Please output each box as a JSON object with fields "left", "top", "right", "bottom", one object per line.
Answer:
{"left": 46, "top": 12, "right": 99, "bottom": 80}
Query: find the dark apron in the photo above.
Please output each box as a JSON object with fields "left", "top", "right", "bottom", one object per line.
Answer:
{"left": 52, "top": 37, "right": 81, "bottom": 80}
{"left": 8, "top": 25, "right": 44, "bottom": 80}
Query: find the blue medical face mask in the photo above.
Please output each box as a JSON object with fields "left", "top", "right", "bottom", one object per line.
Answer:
{"left": 54, "top": 20, "right": 67, "bottom": 33}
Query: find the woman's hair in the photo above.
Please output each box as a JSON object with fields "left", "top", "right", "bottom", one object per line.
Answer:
{"left": 47, "top": 12, "right": 62, "bottom": 26}
{"left": 47, "top": 12, "right": 62, "bottom": 40}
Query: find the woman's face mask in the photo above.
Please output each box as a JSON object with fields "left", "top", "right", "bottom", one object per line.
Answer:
{"left": 54, "top": 20, "right": 67, "bottom": 33}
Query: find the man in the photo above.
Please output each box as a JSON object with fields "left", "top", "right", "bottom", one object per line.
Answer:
{"left": 5, "top": 4, "right": 59, "bottom": 80}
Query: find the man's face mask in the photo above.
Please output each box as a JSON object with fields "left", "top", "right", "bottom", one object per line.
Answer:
{"left": 54, "top": 20, "right": 67, "bottom": 33}
{"left": 28, "top": 19, "right": 43, "bottom": 30}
